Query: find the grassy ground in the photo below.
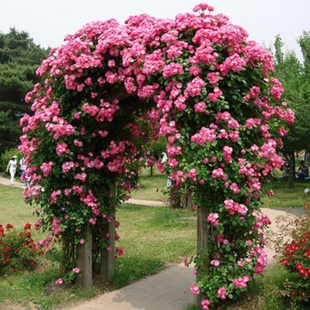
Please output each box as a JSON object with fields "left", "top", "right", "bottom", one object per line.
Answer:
{"left": 0, "top": 184, "right": 36, "bottom": 229}
{"left": 262, "top": 175, "right": 309, "bottom": 210}
{"left": 130, "top": 167, "right": 167, "bottom": 201}
{"left": 0, "top": 169, "right": 307, "bottom": 309}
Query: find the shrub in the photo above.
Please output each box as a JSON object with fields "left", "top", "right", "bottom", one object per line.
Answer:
{"left": 0, "top": 223, "right": 44, "bottom": 275}
{"left": 279, "top": 215, "right": 310, "bottom": 308}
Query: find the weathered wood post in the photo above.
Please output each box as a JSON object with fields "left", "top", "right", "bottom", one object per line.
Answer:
{"left": 76, "top": 223, "right": 92, "bottom": 288}
{"left": 100, "top": 182, "right": 116, "bottom": 282}
{"left": 184, "top": 182, "right": 193, "bottom": 209}
{"left": 197, "top": 207, "right": 209, "bottom": 259}
{"left": 196, "top": 206, "right": 209, "bottom": 308}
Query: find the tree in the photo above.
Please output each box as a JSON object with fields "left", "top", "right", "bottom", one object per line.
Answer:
{"left": 273, "top": 33, "right": 310, "bottom": 183}
{"left": 20, "top": 4, "right": 293, "bottom": 308}
{"left": 145, "top": 136, "right": 166, "bottom": 176}
{"left": 0, "top": 28, "right": 48, "bottom": 153}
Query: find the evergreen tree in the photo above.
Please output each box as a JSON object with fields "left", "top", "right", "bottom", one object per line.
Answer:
{"left": 0, "top": 28, "right": 48, "bottom": 153}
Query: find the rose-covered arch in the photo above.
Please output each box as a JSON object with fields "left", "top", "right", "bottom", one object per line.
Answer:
{"left": 19, "top": 3, "right": 294, "bottom": 309}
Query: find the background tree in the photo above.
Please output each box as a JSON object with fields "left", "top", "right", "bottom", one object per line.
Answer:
{"left": 273, "top": 33, "right": 310, "bottom": 183}
{"left": 0, "top": 28, "right": 48, "bottom": 154}
{"left": 145, "top": 136, "right": 166, "bottom": 176}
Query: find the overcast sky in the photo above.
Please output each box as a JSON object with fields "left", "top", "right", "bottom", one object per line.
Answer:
{"left": 1, "top": 0, "right": 309, "bottom": 60}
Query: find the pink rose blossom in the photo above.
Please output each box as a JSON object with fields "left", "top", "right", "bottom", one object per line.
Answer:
{"left": 207, "top": 213, "right": 219, "bottom": 227}
{"left": 210, "top": 259, "right": 220, "bottom": 267}
{"left": 190, "top": 284, "right": 200, "bottom": 295}
{"left": 217, "top": 287, "right": 227, "bottom": 300}
{"left": 72, "top": 267, "right": 80, "bottom": 273}
{"left": 55, "top": 278, "right": 63, "bottom": 285}
{"left": 194, "top": 101, "right": 206, "bottom": 113}
{"left": 201, "top": 299, "right": 211, "bottom": 310}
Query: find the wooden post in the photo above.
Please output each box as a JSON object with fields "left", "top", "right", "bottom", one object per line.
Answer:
{"left": 196, "top": 207, "right": 209, "bottom": 309}
{"left": 197, "top": 207, "right": 209, "bottom": 251}
{"left": 100, "top": 182, "right": 116, "bottom": 282}
{"left": 76, "top": 223, "right": 92, "bottom": 288}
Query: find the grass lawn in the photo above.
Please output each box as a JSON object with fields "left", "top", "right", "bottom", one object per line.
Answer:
{"left": 0, "top": 169, "right": 307, "bottom": 309}
{"left": 0, "top": 183, "right": 38, "bottom": 230}
{"left": 130, "top": 167, "right": 168, "bottom": 201}
{"left": 262, "top": 178, "right": 309, "bottom": 210}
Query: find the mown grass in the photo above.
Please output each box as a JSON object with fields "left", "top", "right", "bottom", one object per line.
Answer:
{"left": 0, "top": 169, "right": 307, "bottom": 309}
{"left": 262, "top": 178, "right": 308, "bottom": 210}
{"left": 130, "top": 167, "right": 167, "bottom": 201}
{"left": 0, "top": 183, "right": 35, "bottom": 229}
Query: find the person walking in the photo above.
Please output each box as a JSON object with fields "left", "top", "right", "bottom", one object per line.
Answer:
{"left": 6, "top": 155, "right": 18, "bottom": 186}
{"left": 19, "top": 156, "right": 27, "bottom": 185}
{"left": 296, "top": 160, "right": 309, "bottom": 180}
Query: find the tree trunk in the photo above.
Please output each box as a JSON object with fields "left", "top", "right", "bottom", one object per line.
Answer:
{"left": 197, "top": 207, "right": 209, "bottom": 255}
{"left": 76, "top": 223, "right": 92, "bottom": 288}
{"left": 100, "top": 182, "right": 116, "bottom": 282}
{"left": 150, "top": 164, "right": 154, "bottom": 176}
{"left": 288, "top": 150, "right": 296, "bottom": 187}
{"left": 183, "top": 183, "right": 192, "bottom": 209}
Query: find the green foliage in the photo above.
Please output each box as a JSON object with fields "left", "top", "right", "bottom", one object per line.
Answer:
{"left": 146, "top": 136, "right": 167, "bottom": 160}
{"left": 0, "top": 28, "right": 48, "bottom": 65}
{"left": 250, "top": 264, "right": 293, "bottom": 310}
{"left": 273, "top": 33, "right": 310, "bottom": 153}
{"left": 0, "top": 28, "right": 48, "bottom": 153}
{"left": 0, "top": 223, "right": 44, "bottom": 275}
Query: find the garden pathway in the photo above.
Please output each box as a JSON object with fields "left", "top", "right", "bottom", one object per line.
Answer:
{"left": 0, "top": 173, "right": 24, "bottom": 188}
{"left": 0, "top": 174, "right": 306, "bottom": 310}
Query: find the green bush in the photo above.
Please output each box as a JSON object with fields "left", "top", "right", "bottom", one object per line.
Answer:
{"left": 0, "top": 223, "right": 45, "bottom": 275}
{"left": 279, "top": 215, "right": 310, "bottom": 308}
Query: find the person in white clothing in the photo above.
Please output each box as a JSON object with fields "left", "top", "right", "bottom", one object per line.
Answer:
{"left": 6, "top": 155, "right": 18, "bottom": 186}
{"left": 161, "top": 152, "right": 173, "bottom": 188}
{"left": 19, "top": 157, "right": 27, "bottom": 184}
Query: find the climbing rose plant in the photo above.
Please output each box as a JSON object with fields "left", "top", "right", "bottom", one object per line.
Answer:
{"left": 19, "top": 2, "right": 294, "bottom": 308}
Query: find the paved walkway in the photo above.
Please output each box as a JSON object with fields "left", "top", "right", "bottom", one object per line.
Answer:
{"left": 0, "top": 172, "right": 24, "bottom": 188}
{"left": 0, "top": 173, "right": 306, "bottom": 310}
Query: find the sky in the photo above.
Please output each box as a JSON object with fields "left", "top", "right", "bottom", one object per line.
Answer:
{"left": 1, "top": 0, "right": 309, "bottom": 60}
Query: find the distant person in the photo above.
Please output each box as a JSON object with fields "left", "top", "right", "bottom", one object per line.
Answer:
{"left": 296, "top": 160, "right": 309, "bottom": 180}
{"left": 161, "top": 152, "right": 173, "bottom": 188}
{"left": 304, "top": 150, "right": 310, "bottom": 163}
{"left": 19, "top": 156, "right": 27, "bottom": 185}
{"left": 6, "top": 155, "right": 18, "bottom": 186}
{"left": 161, "top": 152, "right": 168, "bottom": 165}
